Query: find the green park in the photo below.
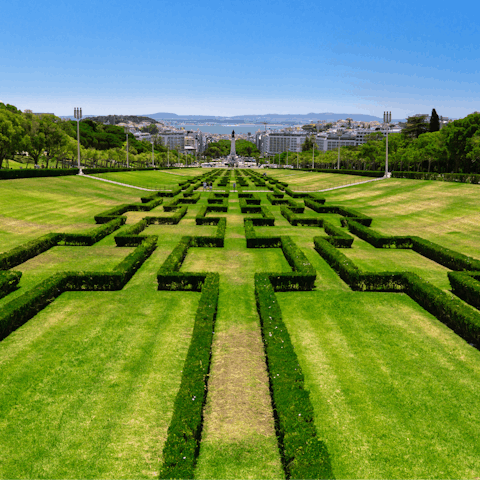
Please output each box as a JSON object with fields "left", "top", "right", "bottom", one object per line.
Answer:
{"left": 1, "top": 165, "right": 480, "bottom": 479}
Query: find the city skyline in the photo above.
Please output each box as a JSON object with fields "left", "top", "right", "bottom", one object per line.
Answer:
{"left": 1, "top": 0, "right": 478, "bottom": 119}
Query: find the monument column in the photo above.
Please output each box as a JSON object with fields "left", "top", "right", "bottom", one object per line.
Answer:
{"left": 230, "top": 130, "right": 236, "bottom": 157}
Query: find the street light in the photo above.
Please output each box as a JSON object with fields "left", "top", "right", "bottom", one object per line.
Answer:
{"left": 124, "top": 126, "right": 129, "bottom": 168}
{"left": 383, "top": 111, "right": 391, "bottom": 176}
{"left": 151, "top": 137, "right": 155, "bottom": 168}
{"left": 74, "top": 107, "right": 83, "bottom": 174}
{"left": 312, "top": 138, "right": 315, "bottom": 170}
{"left": 337, "top": 129, "right": 343, "bottom": 170}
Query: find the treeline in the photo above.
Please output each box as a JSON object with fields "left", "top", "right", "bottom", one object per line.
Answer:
{"left": 271, "top": 112, "right": 480, "bottom": 173}
{"left": 0, "top": 103, "right": 191, "bottom": 169}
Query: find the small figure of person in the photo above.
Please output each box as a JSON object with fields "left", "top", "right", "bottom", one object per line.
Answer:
{"left": 232, "top": 182, "right": 236, "bottom": 192}
{"left": 203, "top": 181, "right": 207, "bottom": 191}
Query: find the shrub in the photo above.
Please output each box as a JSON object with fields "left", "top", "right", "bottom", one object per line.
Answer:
{"left": 255, "top": 273, "right": 334, "bottom": 479}
{"left": 0, "top": 271, "right": 22, "bottom": 299}
{"left": 62, "top": 217, "right": 126, "bottom": 246}
{"left": 0, "top": 233, "right": 61, "bottom": 270}
{"left": 0, "top": 237, "right": 156, "bottom": 341}
{"left": 159, "top": 273, "right": 219, "bottom": 479}
{"left": 449, "top": 271, "right": 480, "bottom": 310}
{"left": 345, "top": 220, "right": 412, "bottom": 249}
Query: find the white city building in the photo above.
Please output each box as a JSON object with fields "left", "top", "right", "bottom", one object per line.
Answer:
{"left": 257, "top": 131, "right": 308, "bottom": 155}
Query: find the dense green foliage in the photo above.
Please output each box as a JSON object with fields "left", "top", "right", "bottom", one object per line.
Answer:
{"left": 204, "top": 139, "right": 260, "bottom": 158}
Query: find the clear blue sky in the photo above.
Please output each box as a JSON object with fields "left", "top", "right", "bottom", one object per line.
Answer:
{"left": 1, "top": 0, "right": 478, "bottom": 119}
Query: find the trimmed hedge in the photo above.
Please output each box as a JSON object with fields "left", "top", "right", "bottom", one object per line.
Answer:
{"left": 280, "top": 206, "right": 320, "bottom": 227}
{"left": 159, "top": 272, "right": 219, "bottom": 479}
{"left": 244, "top": 219, "right": 281, "bottom": 248}
{"left": 255, "top": 273, "right": 334, "bottom": 479}
{"left": 0, "top": 233, "right": 61, "bottom": 270}
{"left": 191, "top": 218, "right": 227, "bottom": 248}
{"left": 148, "top": 206, "right": 187, "bottom": 225}
{"left": 239, "top": 198, "right": 262, "bottom": 214}
{"left": 410, "top": 236, "right": 480, "bottom": 271}
{"left": 391, "top": 171, "right": 480, "bottom": 184}
{"left": 449, "top": 271, "right": 480, "bottom": 310}
{"left": 303, "top": 168, "right": 384, "bottom": 178}
{"left": 62, "top": 217, "right": 126, "bottom": 246}
{"left": 268, "top": 236, "right": 316, "bottom": 291}
{"left": 313, "top": 236, "right": 480, "bottom": 344}
{"left": 0, "top": 237, "right": 157, "bottom": 341}
{"left": 345, "top": 219, "right": 412, "bottom": 249}
{"left": 0, "top": 270, "right": 22, "bottom": 299}
{"left": 304, "top": 200, "right": 372, "bottom": 226}
{"left": 114, "top": 219, "right": 149, "bottom": 246}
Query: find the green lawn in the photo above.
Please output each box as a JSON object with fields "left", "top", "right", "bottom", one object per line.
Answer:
{"left": 0, "top": 252, "right": 200, "bottom": 479}
{"left": 321, "top": 177, "right": 480, "bottom": 259}
{"left": 91, "top": 169, "right": 194, "bottom": 188}
{"left": 1, "top": 171, "right": 480, "bottom": 478}
{"left": 0, "top": 176, "right": 140, "bottom": 252}
{"left": 278, "top": 291, "right": 480, "bottom": 479}
{"left": 266, "top": 169, "right": 377, "bottom": 190}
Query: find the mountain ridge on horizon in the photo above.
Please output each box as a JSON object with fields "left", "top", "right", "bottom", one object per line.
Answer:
{"left": 140, "top": 112, "right": 405, "bottom": 122}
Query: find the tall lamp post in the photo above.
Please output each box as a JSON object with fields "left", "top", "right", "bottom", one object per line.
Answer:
{"left": 151, "top": 137, "right": 155, "bottom": 168}
{"left": 124, "top": 126, "right": 130, "bottom": 168}
{"left": 337, "top": 129, "right": 343, "bottom": 170}
{"left": 383, "top": 111, "right": 391, "bottom": 176}
{"left": 312, "top": 137, "right": 315, "bottom": 170}
{"left": 74, "top": 107, "right": 83, "bottom": 174}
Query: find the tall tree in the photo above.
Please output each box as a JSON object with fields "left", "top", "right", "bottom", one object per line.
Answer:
{"left": 402, "top": 114, "right": 429, "bottom": 139}
{"left": 0, "top": 109, "right": 24, "bottom": 169}
{"left": 429, "top": 108, "right": 440, "bottom": 132}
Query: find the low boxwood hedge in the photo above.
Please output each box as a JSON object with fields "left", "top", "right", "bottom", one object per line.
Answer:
{"left": 0, "top": 270, "right": 22, "bottom": 299}
{"left": 255, "top": 273, "right": 334, "bottom": 479}
{"left": 313, "top": 236, "right": 480, "bottom": 344}
{"left": 449, "top": 271, "right": 480, "bottom": 310}
{"left": 159, "top": 272, "right": 219, "bottom": 479}
{"left": 0, "top": 233, "right": 61, "bottom": 270}
{"left": 0, "top": 237, "right": 157, "bottom": 341}
{"left": 62, "top": 217, "right": 126, "bottom": 246}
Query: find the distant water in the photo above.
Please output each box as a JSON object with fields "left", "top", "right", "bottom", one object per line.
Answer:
{"left": 172, "top": 124, "right": 290, "bottom": 135}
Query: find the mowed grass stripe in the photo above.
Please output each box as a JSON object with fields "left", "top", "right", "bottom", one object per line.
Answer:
{"left": 320, "top": 177, "right": 480, "bottom": 259}
{"left": 183, "top": 198, "right": 285, "bottom": 479}
{"left": 0, "top": 254, "right": 200, "bottom": 479}
{"left": 0, "top": 176, "right": 141, "bottom": 252}
{"left": 278, "top": 291, "right": 480, "bottom": 479}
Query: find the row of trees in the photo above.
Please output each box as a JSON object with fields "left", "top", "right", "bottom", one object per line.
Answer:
{"left": 0, "top": 103, "right": 201, "bottom": 169}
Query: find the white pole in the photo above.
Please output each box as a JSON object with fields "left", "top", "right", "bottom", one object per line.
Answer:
{"left": 74, "top": 107, "right": 82, "bottom": 174}
{"left": 384, "top": 111, "right": 391, "bottom": 176}
{"left": 312, "top": 142, "right": 314, "bottom": 170}
{"left": 152, "top": 140, "right": 155, "bottom": 168}
{"left": 167, "top": 147, "right": 169, "bottom": 168}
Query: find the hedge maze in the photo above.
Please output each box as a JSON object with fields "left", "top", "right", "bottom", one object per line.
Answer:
{"left": 1, "top": 167, "right": 480, "bottom": 478}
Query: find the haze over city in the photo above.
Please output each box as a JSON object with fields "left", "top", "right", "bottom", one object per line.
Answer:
{"left": 1, "top": 0, "right": 478, "bottom": 119}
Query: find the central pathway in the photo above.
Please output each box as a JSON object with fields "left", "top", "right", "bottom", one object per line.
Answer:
{"left": 181, "top": 204, "right": 285, "bottom": 478}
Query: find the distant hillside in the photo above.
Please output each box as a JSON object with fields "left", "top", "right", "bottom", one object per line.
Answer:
{"left": 143, "top": 112, "right": 405, "bottom": 122}
{"left": 84, "top": 115, "right": 158, "bottom": 124}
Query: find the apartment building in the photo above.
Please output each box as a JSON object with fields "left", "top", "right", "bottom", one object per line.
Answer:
{"left": 257, "top": 131, "right": 308, "bottom": 155}
{"left": 315, "top": 132, "right": 356, "bottom": 151}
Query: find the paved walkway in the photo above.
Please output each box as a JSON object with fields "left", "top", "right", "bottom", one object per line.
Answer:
{"left": 79, "top": 174, "right": 160, "bottom": 191}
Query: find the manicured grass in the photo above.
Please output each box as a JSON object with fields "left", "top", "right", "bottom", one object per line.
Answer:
{"left": 0, "top": 253, "right": 200, "bottom": 479}
{"left": 278, "top": 291, "right": 480, "bottom": 479}
{"left": 92, "top": 170, "right": 194, "bottom": 188}
{"left": 321, "top": 177, "right": 480, "bottom": 259}
{"left": 0, "top": 176, "right": 140, "bottom": 252}
{"left": 1, "top": 171, "right": 480, "bottom": 478}
{"left": 266, "top": 169, "right": 377, "bottom": 190}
